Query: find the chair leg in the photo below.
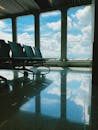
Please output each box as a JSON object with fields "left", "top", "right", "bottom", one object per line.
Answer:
{"left": 0, "top": 76, "right": 8, "bottom": 87}
{"left": 24, "top": 71, "right": 28, "bottom": 78}
{"left": 0, "top": 76, "right": 7, "bottom": 81}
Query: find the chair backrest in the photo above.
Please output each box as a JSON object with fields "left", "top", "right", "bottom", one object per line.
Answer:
{"left": 8, "top": 41, "right": 26, "bottom": 57}
{"left": 34, "top": 47, "right": 42, "bottom": 58}
{"left": 23, "top": 45, "right": 35, "bottom": 58}
{"left": 0, "top": 40, "right": 10, "bottom": 58}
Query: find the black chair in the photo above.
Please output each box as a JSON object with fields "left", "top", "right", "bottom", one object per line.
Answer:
{"left": 23, "top": 45, "right": 50, "bottom": 75}
{"left": 34, "top": 47, "right": 42, "bottom": 58}
{"left": 23, "top": 45, "right": 45, "bottom": 66}
{"left": 0, "top": 39, "right": 10, "bottom": 61}
{"left": 8, "top": 41, "right": 41, "bottom": 75}
{"left": 0, "top": 40, "right": 10, "bottom": 87}
{"left": 8, "top": 41, "right": 28, "bottom": 67}
{"left": 23, "top": 45, "right": 35, "bottom": 58}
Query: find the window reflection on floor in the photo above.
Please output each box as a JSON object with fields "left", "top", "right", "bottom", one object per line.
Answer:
{"left": 66, "top": 68, "right": 91, "bottom": 124}
{"left": 10, "top": 67, "right": 92, "bottom": 126}
{"left": 0, "top": 70, "right": 13, "bottom": 80}
{"left": 20, "top": 97, "right": 35, "bottom": 113}
{"left": 41, "top": 72, "right": 61, "bottom": 118}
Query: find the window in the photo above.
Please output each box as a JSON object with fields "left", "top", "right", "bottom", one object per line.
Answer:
{"left": 40, "top": 11, "right": 61, "bottom": 59}
{"left": 17, "top": 15, "right": 34, "bottom": 46}
{"left": 0, "top": 18, "right": 12, "bottom": 42}
{"left": 67, "top": 5, "right": 93, "bottom": 60}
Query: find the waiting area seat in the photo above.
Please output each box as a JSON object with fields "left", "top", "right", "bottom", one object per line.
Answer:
{"left": 0, "top": 40, "right": 11, "bottom": 86}
{"left": 23, "top": 45, "right": 45, "bottom": 66}
{"left": 8, "top": 41, "right": 46, "bottom": 69}
{"left": 0, "top": 39, "right": 49, "bottom": 85}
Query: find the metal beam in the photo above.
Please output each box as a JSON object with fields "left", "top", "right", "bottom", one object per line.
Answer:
{"left": 35, "top": 13, "right": 40, "bottom": 48}
{"left": 12, "top": 17, "right": 17, "bottom": 43}
{"left": 61, "top": 8, "right": 67, "bottom": 61}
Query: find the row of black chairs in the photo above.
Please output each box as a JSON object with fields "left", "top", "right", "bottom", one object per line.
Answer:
{"left": 0, "top": 39, "right": 48, "bottom": 86}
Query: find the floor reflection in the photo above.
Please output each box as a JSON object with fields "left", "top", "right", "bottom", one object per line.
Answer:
{"left": 41, "top": 72, "right": 61, "bottom": 118}
{"left": 0, "top": 67, "right": 92, "bottom": 130}
{"left": 66, "top": 69, "right": 91, "bottom": 125}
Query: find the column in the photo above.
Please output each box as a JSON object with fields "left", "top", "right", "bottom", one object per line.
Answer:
{"left": 12, "top": 17, "right": 18, "bottom": 78}
{"left": 12, "top": 17, "right": 17, "bottom": 43}
{"left": 35, "top": 13, "right": 40, "bottom": 48}
{"left": 61, "top": 8, "right": 67, "bottom": 61}
{"left": 60, "top": 71, "right": 67, "bottom": 120}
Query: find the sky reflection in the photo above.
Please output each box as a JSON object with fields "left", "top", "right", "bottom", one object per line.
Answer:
{"left": 41, "top": 72, "right": 61, "bottom": 118}
{"left": 20, "top": 97, "right": 35, "bottom": 113}
{"left": 18, "top": 68, "right": 91, "bottom": 124}
{"left": 0, "top": 70, "right": 13, "bottom": 80}
{"left": 66, "top": 69, "right": 91, "bottom": 124}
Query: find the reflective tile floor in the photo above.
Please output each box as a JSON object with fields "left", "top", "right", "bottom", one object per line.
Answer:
{"left": 0, "top": 67, "right": 95, "bottom": 130}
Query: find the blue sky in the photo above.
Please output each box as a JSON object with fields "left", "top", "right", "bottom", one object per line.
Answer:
{"left": 0, "top": 5, "right": 93, "bottom": 60}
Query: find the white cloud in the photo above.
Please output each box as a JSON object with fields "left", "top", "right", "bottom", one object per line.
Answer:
{"left": 41, "top": 11, "right": 60, "bottom": 17}
{"left": 0, "top": 31, "right": 12, "bottom": 42}
{"left": 42, "top": 98, "right": 59, "bottom": 105}
{"left": 73, "top": 83, "right": 91, "bottom": 124}
{"left": 81, "top": 24, "right": 92, "bottom": 40}
{"left": 47, "top": 87, "right": 60, "bottom": 96}
{"left": 54, "top": 31, "right": 61, "bottom": 40}
{"left": 0, "top": 20, "right": 12, "bottom": 42}
{"left": 67, "top": 72, "right": 91, "bottom": 124}
{"left": 23, "top": 25, "right": 34, "bottom": 32}
{"left": 69, "top": 45, "right": 86, "bottom": 55}
{"left": 0, "top": 20, "right": 12, "bottom": 33}
{"left": 68, "top": 6, "right": 92, "bottom": 31}
{"left": 46, "top": 20, "right": 61, "bottom": 31}
{"left": 40, "top": 31, "right": 61, "bottom": 58}
{"left": 74, "top": 6, "right": 92, "bottom": 27}
{"left": 0, "top": 20, "right": 7, "bottom": 29}
{"left": 68, "top": 34, "right": 83, "bottom": 43}
{"left": 67, "top": 32, "right": 93, "bottom": 59}
{"left": 0, "top": 70, "right": 13, "bottom": 80}
{"left": 67, "top": 72, "right": 85, "bottom": 82}
{"left": 47, "top": 72, "right": 60, "bottom": 83}
{"left": 67, "top": 16, "right": 73, "bottom": 30}
{"left": 18, "top": 32, "right": 34, "bottom": 46}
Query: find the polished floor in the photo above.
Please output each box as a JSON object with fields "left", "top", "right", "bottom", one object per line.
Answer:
{"left": 0, "top": 67, "right": 94, "bottom": 130}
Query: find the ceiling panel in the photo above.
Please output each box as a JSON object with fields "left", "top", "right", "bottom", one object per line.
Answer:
{"left": 34, "top": 0, "right": 52, "bottom": 9}
{"left": 0, "top": 0, "right": 24, "bottom": 14}
{"left": 0, "top": 0, "right": 92, "bottom": 19}
{"left": 16, "top": 0, "right": 40, "bottom": 10}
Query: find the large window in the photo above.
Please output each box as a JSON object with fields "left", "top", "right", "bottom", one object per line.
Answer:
{"left": 17, "top": 15, "right": 34, "bottom": 46}
{"left": 40, "top": 11, "right": 61, "bottom": 59}
{"left": 67, "top": 5, "right": 93, "bottom": 60}
{"left": 0, "top": 19, "right": 12, "bottom": 42}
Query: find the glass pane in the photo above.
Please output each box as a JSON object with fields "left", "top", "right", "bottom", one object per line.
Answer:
{"left": 0, "top": 19, "right": 12, "bottom": 42}
{"left": 17, "top": 15, "right": 35, "bottom": 46}
{"left": 40, "top": 11, "right": 61, "bottom": 59}
{"left": 67, "top": 5, "right": 93, "bottom": 60}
